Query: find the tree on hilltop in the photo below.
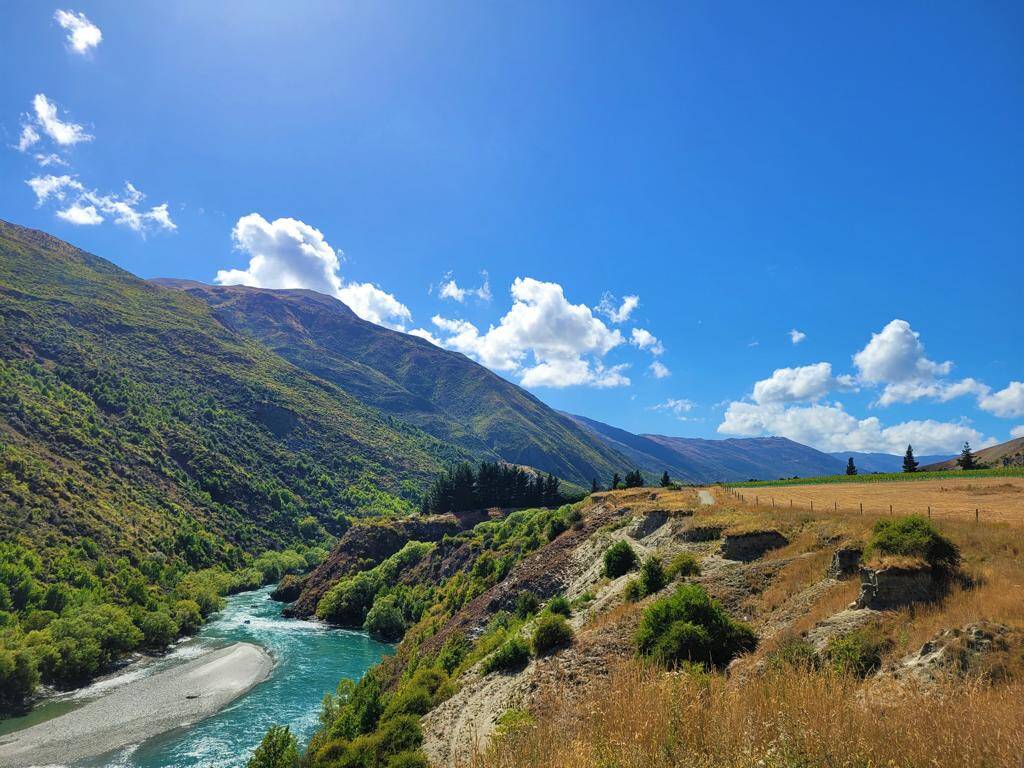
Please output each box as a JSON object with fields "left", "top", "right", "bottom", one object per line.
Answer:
{"left": 957, "top": 442, "right": 978, "bottom": 470}
{"left": 902, "top": 445, "right": 918, "bottom": 473}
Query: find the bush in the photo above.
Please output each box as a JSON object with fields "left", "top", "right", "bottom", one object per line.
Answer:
{"left": 173, "top": 599, "right": 204, "bottom": 635}
{"left": 624, "top": 578, "right": 643, "bottom": 602}
{"left": 532, "top": 614, "right": 573, "bottom": 656}
{"left": 868, "top": 516, "right": 960, "bottom": 575}
{"left": 514, "top": 591, "right": 540, "bottom": 619}
{"left": 0, "top": 648, "right": 39, "bottom": 712}
{"left": 247, "top": 724, "right": 299, "bottom": 768}
{"left": 824, "top": 628, "right": 890, "bottom": 677}
{"left": 483, "top": 637, "right": 531, "bottom": 673}
{"left": 666, "top": 552, "right": 701, "bottom": 579}
{"left": 636, "top": 584, "right": 757, "bottom": 668}
{"left": 767, "top": 636, "right": 818, "bottom": 671}
{"left": 364, "top": 595, "right": 406, "bottom": 642}
{"left": 545, "top": 516, "right": 568, "bottom": 541}
{"left": 603, "top": 540, "right": 637, "bottom": 578}
{"left": 546, "top": 595, "right": 571, "bottom": 617}
{"left": 137, "top": 610, "right": 179, "bottom": 648}
{"left": 639, "top": 557, "right": 666, "bottom": 595}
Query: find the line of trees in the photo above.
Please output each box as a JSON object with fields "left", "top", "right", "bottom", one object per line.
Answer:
{"left": 420, "top": 462, "right": 566, "bottom": 514}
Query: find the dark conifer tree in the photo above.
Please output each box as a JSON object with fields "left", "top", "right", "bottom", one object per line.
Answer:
{"left": 846, "top": 457, "right": 857, "bottom": 475}
{"left": 611, "top": 472, "right": 621, "bottom": 490}
{"left": 902, "top": 445, "right": 918, "bottom": 473}
{"left": 957, "top": 441, "right": 977, "bottom": 470}
{"left": 660, "top": 471, "right": 671, "bottom": 487}
{"left": 591, "top": 478, "right": 599, "bottom": 494}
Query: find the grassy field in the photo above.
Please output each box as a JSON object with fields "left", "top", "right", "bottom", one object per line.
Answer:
{"left": 725, "top": 467, "right": 1024, "bottom": 487}
{"left": 716, "top": 476, "right": 1024, "bottom": 527}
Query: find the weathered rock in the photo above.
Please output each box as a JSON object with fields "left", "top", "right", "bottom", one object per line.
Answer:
{"left": 270, "top": 573, "right": 305, "bottom": 602}
{"left": 679, "top": 523, "right": 726, "bottom": 542}
{"left": 854, "top": 565, "right": 934, "bottom": 609}
{"left": 804, "top": 608, "right": 881, "bottom": 652}
{"left": 632, "top": 510, "right": 670, "bottom": 539}
{"left": 721, "top": 530, "right": 788, "bottom": 561}
{"left": 828, "top": 545, "right": 862, "bottom": 579}
{"left": 890, "top": 621, "right": 1022, "bottom": 683}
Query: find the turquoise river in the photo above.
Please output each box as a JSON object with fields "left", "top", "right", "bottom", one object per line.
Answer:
{"left": 3, "top": 586, "right": 392, "bottom": 768}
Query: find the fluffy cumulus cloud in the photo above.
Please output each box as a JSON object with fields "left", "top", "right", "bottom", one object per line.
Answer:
{"left": 979, "top": 382, "right": 1024, "bottom": 419}
{"left": 789, "top": 328, "right": 807, "bottom": 344}
{"left": 718, "top": 400, "right": 990, "bottom": 455}
{"left": 54, "top": 10, "right": 102, "bottom": 54}
{"left": 649, "top": 361, "right": 671, "bottom": 379}
{"left": 852, "top": 319, "right": 954, "bottom": 406}
{"left": 422, "top": 277, "right": 629, "bottom": 388}
{"left": 631, "top": 328, "right": 664, "bottom": 355}
{"left": 215, "top": 214, "right": 411, "bottom": 329}
{"left": 27, "top": 175, "right": 175, "bottom": 234}
{"left": 751, "top": 362, "right": 853, "bottom": 405}
{"left": 437, "top": 271, "right": 491, "bottom": 303}
{"left": 876, "top": 377, "right": 990, "bottom": 408}
{"left": 27, "top": 94, "right": 92, "bottom": 147}
{"left": 1010, "top": 425, "right": 1024, "bottom": 440}
{"left": 597, "top": 292, "right": 639, "bottom": 324}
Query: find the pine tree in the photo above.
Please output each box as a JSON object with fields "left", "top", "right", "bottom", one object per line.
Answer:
{"left": 591, "top": 478, "right": 599, "bottom": 493}
{"left": 846, "top": 457, "right": 857, "bottom": 476}
{"left": 902, "top": 445, "right": 918, "bottom": 473}
{"left": 957, "top": 441, "right": 977, "bottom": 470}
{"left": 660, "top": 471, "right": 671, "bottom": 487}
{"left": 624, "top": 469, "right": 644, "bottom": 488}
{"left": 611, "top": 472, "right": 621, "bottom": 490}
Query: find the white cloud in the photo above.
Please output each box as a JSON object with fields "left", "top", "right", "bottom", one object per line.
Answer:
{"left": 653, "top": 398, "right": 695, "bottom": 417}
{"left": 631, "top": 328, "right": 664, "bottom": 355}
{"left": 54, "top": 10, "right": 102, "bottom": 54}
{"left": 597, "top": 292, "right": 639, "bottom": 324}
{"left": 718, "top": 400, "right": 989, "bottom": 455}
{"left": 215, "top": 213, "right": 410, "bottom": 329}
{"left": 30, "top": 94, "right": 92, "bottom": 146}
{"left": 408, "top": 328, "right": 441, "bottom": 346}
{"left": 80, "top": 184, "right": 176, "bottom": 234}
{"left": 750, "top": 362, "right": 854, "bottom": 405}
{"left": 979, "top": 382, "right": 1024, "bottom": 419}
{"left": 438, "top": 271, "right": 491, "bottom": 303}
{"left": 1010, "top": 425, "right": 1024, "bottom": 440}
{"left": 789, "top": 328, "right": 807, "bottom": 344}
{"left": 34, "top": 153, "right": 67, "bottom": 167}
{"left": 853, "top": 319, "right": 951, "bottom": 384}
{"left": 26, "top": 174, "right": 83, "bottom": 204}
{"left": 56, "top": 203, "right": 102, "bottom": 225}
{"left": 876, "top": 377, "right": 990, "bottom": 407}
{"left": 429, "top": 277, "right": 628, "bottom": 388}
{"left": 649, "top": 361, "right": 671, "bottom": 379}
{"left": 17, "top": 125, "right": 40, "bottom": 152}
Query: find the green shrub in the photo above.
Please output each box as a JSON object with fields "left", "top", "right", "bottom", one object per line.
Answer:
{"left": 767, "top": 636, "right": 818, "bottom": 671}
{"left": 868, "top": 515, "right": 959, "bottom": 574}
{"left": 364, "top": 595, "right": 406, "bottom": 642}
{"left": 546, "top": 595, "right": 571, "bottom": 617}
{"left": 483, "top": 637, "right": 531, "bottom": 673}
{"left": 532, "top": 614, "right": 573, "bottom": 656}
{"left": 635, "top": 583, "right": 757, "bottom": 668}
{"left": 0, "top": 648, "right": 39, "bottom": 712}
{"left": 603, "top": 540, "right": 637, "bottom": 578}
{"left": 545, "top": 516, "right": 568, "bottom": 541}
{"left": 514, "top": 591, "right": 540, "bottom": 619}
{"left": 824, "top": 628, "right": 890, "bottom": 677}
{"left": 173, "top": 599, "right": 204, "bottom": 635}
{"left": 666, "top": 552, "right": 701, "bottom": 579}
{"left": 437, "top": 633, "right": 470, "bottom": 675}
{"left": 247, "top": 724, "right": 299, "bottom": 768}
{"left": 137, "top": 610, "right": 179, "bottom": 648}
{"left": 639, "top": 556, "right": 666, "bottom": 595}
{"left": 623, "top": 578, "right": 643, "bottom": 602}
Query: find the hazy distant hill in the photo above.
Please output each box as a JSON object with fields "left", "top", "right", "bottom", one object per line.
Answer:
{"left": 153, "top": 280, "right": 629, "bottom": 487}
{"left": 828, "top": 451, "right": 953, "bottom": 474}
{"left": 564, "top": 413, "right": 845, "bottom": 482}
{"left": 921, "top": 437, "right": 1024, "bottom": 471}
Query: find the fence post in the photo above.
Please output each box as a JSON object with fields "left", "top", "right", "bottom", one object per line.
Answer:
{"left": 834, "top": 500, "right": 837, "bottom": 512}
{"left": 810, "top": 500, "right": 813, "bottom": 512}
{"left": 890, "top": 504, "right": 893, "bottom": 516}
{"left": 789, "top": 499, "right": 793, "bottom": 509}
{"left": 772, "top": 498, "right": 775, "bottom": 509}
{"left": 928, "top": 505, "right": 931, "bottom": 518}
{"left": 976, "top": 508, "right": 979, "bottom": 523}
{"left": 859, "top": 502, "right": 863, "bottom": 515}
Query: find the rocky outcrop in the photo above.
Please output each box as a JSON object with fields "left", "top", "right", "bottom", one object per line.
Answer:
{"left": 632, "top": 510, "right": 670, "bottom": 539}
{"left": 828, "top": 545, "right": 862, "bottom": 578}
{"left": 270, "top": 573, "right": 305, "bottom": 602}
{"left": 804, "top": 608, "right": 880, "bottom": 651}
{"left": 721, "top": 530, "right": 788, "bottom": 561}
{"left": 679, "top": 523, "right": 726, "bottom": 542}
{"left": 890, "top": 622, "right": 1022, "bottom": 683}
{"left": 284, "top": 515, "right": 468, "bottom": 617}
{"left": 854, "top": 564, "right": 934, "bottom": 610}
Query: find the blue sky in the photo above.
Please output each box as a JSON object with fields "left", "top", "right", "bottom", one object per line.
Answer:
{"left": 2, "top": 1, "right": 1022, "bottom": 455}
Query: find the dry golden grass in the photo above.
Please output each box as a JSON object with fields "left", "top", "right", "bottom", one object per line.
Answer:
{"left": 726, "top": 476, "right": 1024, "bottom": 526}
{"left": 474, "top": 662, "right": 1024, "bottom": 768}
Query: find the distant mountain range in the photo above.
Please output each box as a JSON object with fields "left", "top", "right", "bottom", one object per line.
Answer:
{"left": 563, "top": 413, "right": 846, "bottom": 483}
{"left": 922, "top": 437, "right": 1024, "bottom": 471}
{"left": 828, "top": 451, "right": 952, "bottom": 474}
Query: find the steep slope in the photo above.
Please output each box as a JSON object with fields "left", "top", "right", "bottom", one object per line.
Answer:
{"left": 565, "top": 413, "right": 845, "bottom": 482}
{"left": 153, "top": 280, "right": 629, "bottom": 487}
{"left": 0, "top": 220, "right": 460, "bottom": 563}
{"left": 922, "top": 437, "right": 1024, "bottom": 471}
{"left": 828, "top": 451, "right": 953, "bottom": 473}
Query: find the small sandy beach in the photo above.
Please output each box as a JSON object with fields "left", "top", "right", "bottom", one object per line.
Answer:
{"left": 0, "top": 642, "right": 273, "bottom": 768}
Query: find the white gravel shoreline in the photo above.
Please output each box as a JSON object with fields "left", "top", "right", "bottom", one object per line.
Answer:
{"left": 0, "top": 641, "right": 273, "bottom": 768}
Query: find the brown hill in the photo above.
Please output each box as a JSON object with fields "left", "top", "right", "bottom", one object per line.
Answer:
{"left": 921, "top": 437, "right": 1024, "bottom": 471}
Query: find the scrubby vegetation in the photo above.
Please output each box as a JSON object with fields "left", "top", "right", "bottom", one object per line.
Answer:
{"left": 482, "top": 637, "right": 531, "bottom": 674}
{"left": 532, "top": 614, "right": 574, "bottom": 656}
{"left": 665, "top": 551, "right": 701, "bottom": 579}
{"left": 603, "top": 540, "right": 637, "bottom": 578}
{"left": 635, "top": 583, "right": 757, "bottom": 668}
{"left": 625, "top": 556, "right": 667, "bottom": 602}
{"left": 867, "top": 514, "right": 960, "bottom": 574}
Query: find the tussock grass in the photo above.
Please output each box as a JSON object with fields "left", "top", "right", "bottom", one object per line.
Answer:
{"left": 474, "top": 662, "right": 1024, "bottom": 768}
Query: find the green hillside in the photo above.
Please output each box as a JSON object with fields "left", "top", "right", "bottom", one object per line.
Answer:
{"left": 153, "top": 280, "right": 628, "bottom": 487}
